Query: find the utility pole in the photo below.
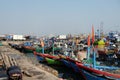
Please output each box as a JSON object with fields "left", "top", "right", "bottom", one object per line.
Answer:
{"left": 100, "top": 22, "right": 104, "bottom": 38}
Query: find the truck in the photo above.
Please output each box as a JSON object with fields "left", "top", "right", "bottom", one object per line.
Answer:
{"left": 13, "top": 35, "right": 26, "bottom": 41}
{"left": 58, "top": 35, "right": 67, "bottom": 39}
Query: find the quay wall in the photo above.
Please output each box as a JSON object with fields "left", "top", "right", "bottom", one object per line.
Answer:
{"left": 1, "top": 41, "right": 31, "bottom": 45}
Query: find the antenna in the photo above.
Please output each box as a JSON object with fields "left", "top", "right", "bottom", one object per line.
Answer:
{"left": 100, "top": 22, "right": 104, "bottom": 38}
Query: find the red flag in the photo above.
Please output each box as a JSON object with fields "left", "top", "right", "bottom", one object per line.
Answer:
{"left": 92, "top": 25, "right": 95, "bottom": 44}
{"left": 87, "top": 34, "right": 90, "bottom": 47}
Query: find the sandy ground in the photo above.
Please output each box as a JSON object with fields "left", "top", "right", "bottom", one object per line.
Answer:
{"left": 17, "top": 55, "right": 59, "bottom": 80}
{"left": 0, "top": 42, "right": 60, "bottom": 80}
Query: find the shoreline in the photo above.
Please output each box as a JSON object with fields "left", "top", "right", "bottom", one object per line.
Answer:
{"left": 0, "top": 41, "right": 59, "bottom": 80}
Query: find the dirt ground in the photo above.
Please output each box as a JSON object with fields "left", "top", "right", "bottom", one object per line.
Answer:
{"left": 0, "top": 42, "right": 60, "bottom": 80}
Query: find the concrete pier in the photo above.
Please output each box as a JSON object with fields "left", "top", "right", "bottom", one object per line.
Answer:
{"left": 0, "top": 41, "right": 59, "bottom": 80}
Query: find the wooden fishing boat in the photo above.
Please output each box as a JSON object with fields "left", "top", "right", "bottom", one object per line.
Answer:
{"left": 97, "top": 49, "right": 116, "bottom": 61}
{"left": 23, "top": 45, "right": 59, "bottom": 53}
{"left": 66, "top": 57, "right": 80, "bottom": 73}
{"left": 21, "top": 42, "right": 35, "bottom": 53}
{"left": 33, "top": 52, "right": 62, "bottom": 65}
{"left": 9, "top": 43, "right": 23, "bottom": 52}
{"left": 60, "top": 58, "right": 72, "bottom": 68}
{"left": 75, "top": 25, "right": 119, "bottom": 80}
{"left": 59, "top": 51, "right": 120, "bottom": 80}
{"left": 35, "top": 46, "right": 54, "bottom": 53}
{"left": 22, "top": 46, "right": 45, "bottom": 53}
{"left": 58, "top": 54, "right": 72, "bottom": 68}
{"left": 22, "top": 46, "right": 35, "bottom": 53}
{"left": 36, "top": 55, "right": 45, "bottom": 62}
{"left": 60, "top": 56, "right": 81, "bottom": 72}
{"left": 76, "top": 62, "right": 120, "bottom": 80}
{"left": 22, "top": 46, "right": 44, "bottom": 53}
{"left": 33, "top": 51, "right": 49, "bottom": 62}
{"left": 9, "top": 43, "right": 18, "bottom": 48}
{"left": 45, "top": 57, "right": 63, "bottom": 65}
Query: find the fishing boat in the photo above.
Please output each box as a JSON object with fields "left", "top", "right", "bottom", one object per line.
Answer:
{"left": 33, "top": 51, "right": 49, "bottom": 62}
{"left": 76, "top": 62, "right": 120, "bottom": 80}
{"left": 60, "top": 59, "right": 71, "bottom": 68}
{"left": 76, "top": 47, "right": 120, "bottom": 80}
{"left": 23, "top": 45, "right": 60, "bottom": 53}
{"left": 66, "top": 57, "right": 81, "bottom": 73}
{"left": 64, "top": 50, "right": 120, "bottom": 80}
{"left": 45, "top": 57, "right": 63, "bottom": 65}
{"left": 59, "top": 51, "right": 120, "bottom": 80}
{"left": 59, "top": 55, "right": 72, "bottom": 68}
{"left": 22, "top": 42, "right": 34, "bottom": 53}
{"left": 9, "top": 43, "right": 18, "bottom": 48}
{"left": 59, "top": 54, "right": 81, "bottom": 73}
{"left": 22, "top": 45, "right": 49, "bottom": 53}
{"left": 22, "top": 46, "right": 35, "bottom": 53}
{"left": 75, "top": 26, "right": 120, "bottom": 80}
{"left": 9, "top": 43, "right": 23, "bottom": 52}
{"left": 33, "top": 51, "right": 62, "bottom": 65}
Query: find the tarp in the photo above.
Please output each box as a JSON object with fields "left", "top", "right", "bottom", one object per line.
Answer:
{"left": 98, "top": 40, "right": 105, "bottom": 45}
{"left": 98, "top": 40, "right": 105, "bottom": 50}
{"left": 24, "top": 42, "right": 32, "bottom": 46}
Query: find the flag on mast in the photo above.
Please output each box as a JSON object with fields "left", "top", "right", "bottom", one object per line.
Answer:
{"left": 87, "top": 34, "right": 90, "bottom": 47}
{"left": 87, "top": 34, "right": 90, "bottom": 59}
{"left": 92, "top": 25, "right": 95, "bottom": 44}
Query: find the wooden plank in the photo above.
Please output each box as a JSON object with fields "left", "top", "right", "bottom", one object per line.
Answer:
{"left": 1, "top": 53, "right": 10, "bottom": 69}
{"left": 8, "top": 56, "right": 14, "bottom": 66}
{"left": 12, "top": 58, "right": 18, "bottom": 66}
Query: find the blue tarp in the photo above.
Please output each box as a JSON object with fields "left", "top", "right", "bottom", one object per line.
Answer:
{"left": 24, "top": 42, "right": 32, "bottom": 46}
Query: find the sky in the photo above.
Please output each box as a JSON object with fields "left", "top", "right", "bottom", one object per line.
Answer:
{"left": 0, "top": 0, "right": 120, "bottom": 36}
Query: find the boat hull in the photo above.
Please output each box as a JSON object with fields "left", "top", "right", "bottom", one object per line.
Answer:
{"left": 60, "top": 57, "right": 80, "bottom": 73}
{"left": 60, "top": 59, "right": 71, "bottom": 68}
{"left": 36, "top": 55, "right": 45, "bottom": 62}
{"left": 22, "top": 46, "right": 35, "bottom": 53}
{"left": 45, "top": 57, "right": 63, "bottom": 65}
{"left": 81, "top": 69, "right": 106, "bottom": 80}
{"left": 34, "top": 52, "right": 62, "bottom": 65}
{"left": 76, "top": 62, "right": 120, "bottom": 80}
{"left": 70, "top": 62, "right": 79, "bottom": 73}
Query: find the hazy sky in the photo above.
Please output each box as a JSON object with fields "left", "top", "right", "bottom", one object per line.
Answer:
{"left": 0, "top": 0, "right": 120, "bottom": 36}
